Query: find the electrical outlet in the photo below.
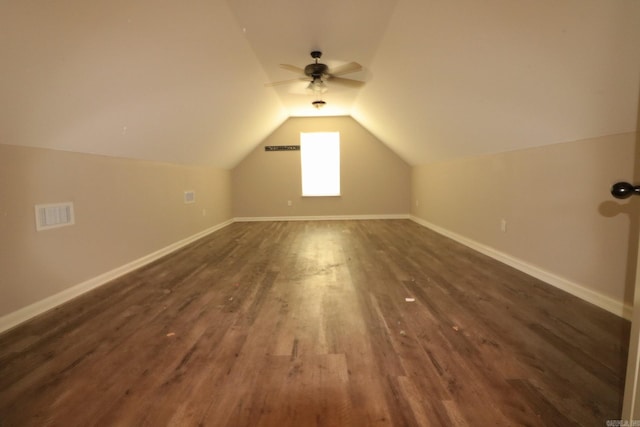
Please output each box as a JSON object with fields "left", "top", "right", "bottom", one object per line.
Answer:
{"left": 287, "top": 200, "right": 292, "bottom": 207}
{"left": 202, "top": 209, "right": 207, "bottom": 216}
{"left": 500, "top": 219, "right": 507, "bottom": 232}
{"left": 416, "top": 200, "right": 420, "bottom": 207}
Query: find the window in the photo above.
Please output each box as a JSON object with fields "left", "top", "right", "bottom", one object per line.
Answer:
{"left": 300, "top": 132, "right": 340, "bottom": 197}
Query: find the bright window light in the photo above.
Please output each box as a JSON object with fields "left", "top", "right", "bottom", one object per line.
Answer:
{"left": 300, "top": 132, "right": 340, "bottom": 197}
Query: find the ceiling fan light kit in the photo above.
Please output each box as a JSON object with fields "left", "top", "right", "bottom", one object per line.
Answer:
{"left": 306, "top": 78, "right": 327, "bottom": 95}
{"left": 265, "top": 50, "right": 365, "bottom": 110}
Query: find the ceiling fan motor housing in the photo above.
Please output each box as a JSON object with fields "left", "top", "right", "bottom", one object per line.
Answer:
{"left": 305, "top": 50, "right": 328, "bottom": 79}
{"left": 304, "top": 63, "right": 328, "bottom": 79}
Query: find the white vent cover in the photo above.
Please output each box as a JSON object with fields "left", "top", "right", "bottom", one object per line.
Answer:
{"left": 184, "top": 191, "right": 195, "bottom": 204}
{"left": 35, "top": 202, "right": 75, "bottom": 231}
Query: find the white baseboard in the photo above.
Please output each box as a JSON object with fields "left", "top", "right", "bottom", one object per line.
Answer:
{"left": 410, "top": 215, "right": 632, "bottom": 320}
{"left": 0, "top": 219, "right": 235, "bottom": 334}
{"left": 234, "top": 214, "right": 410, "bottom": 222}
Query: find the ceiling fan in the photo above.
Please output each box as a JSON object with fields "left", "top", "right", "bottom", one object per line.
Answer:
{"left": 265, "top": 51, "right": 365, "bottom": 92}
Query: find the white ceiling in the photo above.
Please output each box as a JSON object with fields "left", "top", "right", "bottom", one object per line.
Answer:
{"left": 1, "top": 0, "right": 639, "bottom": 169}
{"left": 227, "top": 0, "right": 398, "bottom": 117}
{"left": 353, "top": 0, "right": 640, "bottom": 163}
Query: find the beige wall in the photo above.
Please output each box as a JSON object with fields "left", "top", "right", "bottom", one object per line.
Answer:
{"left": 3, "top": 121, "right": 634, "bottom": 321}
{"left": 232, "top": 116, "right": 411, "bottom": 218}
{"left": 411, "top": 133, "right": 638, "bottom": 307}
{"left": 0, "top": 144, "right": 232, "bottom": 318}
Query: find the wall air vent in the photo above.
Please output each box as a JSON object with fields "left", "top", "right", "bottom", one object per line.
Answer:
{"left": 184, "top": 191, "right": 195, "bottom": 204}
{"left": 35, "top": 202, "right": 75, "bottom": 231}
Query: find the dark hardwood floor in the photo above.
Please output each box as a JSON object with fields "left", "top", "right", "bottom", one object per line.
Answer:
{"left": 0, "top": 220, "right": 630, "bottom": 426}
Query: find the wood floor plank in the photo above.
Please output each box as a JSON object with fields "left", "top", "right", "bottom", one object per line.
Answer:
{"left": 0, "top": 220, "right": 629, "bottom": 426}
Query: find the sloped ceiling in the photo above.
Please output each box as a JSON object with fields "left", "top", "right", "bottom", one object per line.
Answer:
{"left": 1, "top": 0, "right": 639, "bottom": 169}
{"left": 0, "top": 0, "right": 287, "bottom": 169}
{"left": 226, "top": 0, "right": 397, "bottom": 117}
{"left": 353, "top": 0, "right": 640, "bottom": 164}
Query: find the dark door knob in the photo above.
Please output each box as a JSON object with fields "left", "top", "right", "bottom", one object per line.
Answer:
{"left": 611, "top": 182, "right": 640, "bottom": 199}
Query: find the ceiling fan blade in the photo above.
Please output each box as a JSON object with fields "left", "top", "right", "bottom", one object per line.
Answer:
{"left": 264, "top": 77, "right": 308, "bottom": 87}
{"left": 329, "top": 61, "right": 363, "bottom": 77}
{"left": 279, "top": 64, "right": 306, "bottom": 75}
{"left": 329, "top": 76, "right": 365, "bottom": 88}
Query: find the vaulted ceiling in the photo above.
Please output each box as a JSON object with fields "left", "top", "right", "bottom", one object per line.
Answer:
{"left": 2, "top": 0, "right": 639, "bottom": 169}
